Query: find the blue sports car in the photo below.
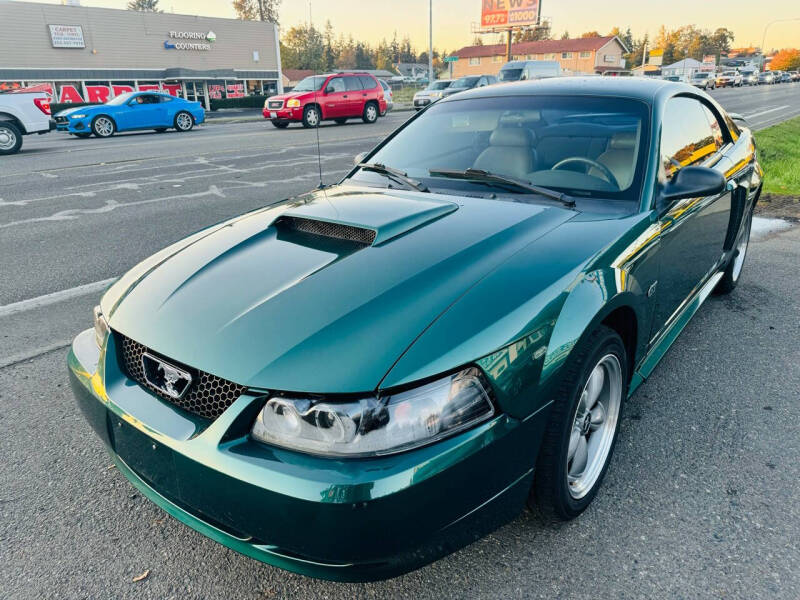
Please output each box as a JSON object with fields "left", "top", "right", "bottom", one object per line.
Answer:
{"left": 54, "top": 92, "right": 205, "bottom": 138}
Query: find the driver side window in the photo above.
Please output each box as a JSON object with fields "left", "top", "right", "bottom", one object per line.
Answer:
{"left": 661, "top": 97, "right": 718, "bottom": 179}
{"left": 327, "top": 78, "right": 345, "bottom": 93}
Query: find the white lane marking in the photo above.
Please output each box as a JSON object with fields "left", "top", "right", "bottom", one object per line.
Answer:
{"left": 745, "top": 105, "right": 790, "bottom": 119}
{"left": 0, "top": 278, "right": 116, "bottom": 318}
{"left": 0, "top": 341, "right": 73, "bottom": 370}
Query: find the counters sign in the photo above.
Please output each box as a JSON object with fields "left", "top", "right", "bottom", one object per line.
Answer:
{"left": 48, "top": 24, "right": 85, "bottom": 48}
{"left": 164, "top": 30, "right": 216, "bottom": 51}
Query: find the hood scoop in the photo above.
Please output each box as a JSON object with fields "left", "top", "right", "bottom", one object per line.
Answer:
{"left": 274, "top": 189, "right": 459, "bottom": 246}
{"left": 275, "top": 216, "right": 376, "bottom": 246}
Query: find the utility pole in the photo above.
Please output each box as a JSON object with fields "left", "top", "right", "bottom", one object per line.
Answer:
{"left": 429, "top": 0, "right": 434, "bottom": 82}
{"left": 506, "top": 29, "right": 513, "bottom": 62}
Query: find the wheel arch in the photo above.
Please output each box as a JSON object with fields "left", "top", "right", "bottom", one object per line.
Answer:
{"left": 92, "top": 113, "right": 117, "bottom": 129}
{"left": 0, "top": 112, "right": 27, "bottom": 134}
{"left": 304, "top": 102, "right": 323, "bottom": 119}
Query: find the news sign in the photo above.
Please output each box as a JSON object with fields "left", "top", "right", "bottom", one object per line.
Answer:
{"left": 481, "top": 0, "right": 540, "bottom": 29}
{"left": 48, "top": 24, "right": 85, "bottom": 48}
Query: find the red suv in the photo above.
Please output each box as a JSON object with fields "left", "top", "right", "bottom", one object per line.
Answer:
{"left": 264, "top": 73, "right": 387, "bottom": 129}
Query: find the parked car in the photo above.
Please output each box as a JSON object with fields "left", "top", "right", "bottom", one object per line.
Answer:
{"left": 690, "top": 72, "right": 716, "bottom": 89}
{"left": 741, "top": 71, "right": 759, "bottom": 85}
{"left": 263, "top": 73, "right": 387, "bottom": 129}
{"left": 780, "top": 72, "right": 793, "bottom": 83}
{"left": 378, "top": 79, "right": 393, "bottom": 114}
{"left": 758, "top": 71, "right": 777, "bottom": 84}
{"left": 789, "top": 71, "right": 800, "bottom": 82}
{"left": 69, "top": 77, "right": 761, "bottom": 583}
{"left": 716, "top": 70, "right": 743, "bottom": 87}
{"left": 0, "top": 89, "right": 54, "bottom": 155}
{"left": 54, "top": 92, "right": 204, "bottom": 138}
{"left": 440, "top": 75, "right": 498, "bottom": 98}
{"left": 499, "top": 60, "right": 562, "bottom": 83}
{"left": 412, "top": 79, "right": 453, "bottom": 110}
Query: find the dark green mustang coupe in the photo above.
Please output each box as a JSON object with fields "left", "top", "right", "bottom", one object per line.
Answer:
{"left": 69, "top": 78, "right": 762, "bottom": 581}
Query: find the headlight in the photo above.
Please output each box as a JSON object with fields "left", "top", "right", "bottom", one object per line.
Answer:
{"left": 70, "top": 114, "right": 88, "bottom": 119}
{"left": 286, "top": 99, "right": 301, "bottom": 108}
{"left": 431, "top": 92, "right": 442, "bottom": 98}
{"left": 251, "top": 367, "right": 494, "bottom": 457}
{"left": 93, "top": 305, "right": 109, "bottom": 348}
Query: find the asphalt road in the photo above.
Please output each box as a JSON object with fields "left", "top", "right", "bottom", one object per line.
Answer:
{"left": 2, "top": 83, "right": 799, "bottom": 599}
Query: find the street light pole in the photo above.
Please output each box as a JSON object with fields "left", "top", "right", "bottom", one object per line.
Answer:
{"left": 760, "top": 17, "right": 800, "bottom": 70}
{"left": 429, "top": 0, "right": 434, "bottom": 82}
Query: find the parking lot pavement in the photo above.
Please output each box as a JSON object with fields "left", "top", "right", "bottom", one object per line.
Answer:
{"left": 1, "top": 82, "right": 799, "bottom": 599}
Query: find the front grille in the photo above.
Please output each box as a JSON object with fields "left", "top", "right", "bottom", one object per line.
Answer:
{"left": 116, "top": 333, "right": 246, "bottom": 421}
{"left": 276, "top": 216, "right": 376, "bottom": 245}
{"left": 268, "top": 100, "right": 283, "bottom": 109}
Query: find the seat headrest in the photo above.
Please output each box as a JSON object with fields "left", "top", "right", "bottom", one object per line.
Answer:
{"left": 609, "top": 131, "right": 637, "bottom": 150}
{"left": 489, "top": 127, "right": 532, "bottom": 147}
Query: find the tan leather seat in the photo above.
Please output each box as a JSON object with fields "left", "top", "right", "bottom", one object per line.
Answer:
{"left": 589, "top": 131, "right": 637, "bottom": 189}
{"left": 473, "top": 128, "right": 536, "bottom": 179}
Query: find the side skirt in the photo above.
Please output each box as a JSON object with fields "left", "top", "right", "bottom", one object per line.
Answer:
{"left": 628, "top": 271, "right": 724, "bottom": 396}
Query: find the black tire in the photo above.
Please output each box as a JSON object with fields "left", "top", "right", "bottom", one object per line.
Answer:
{"left": 72, "top": 132, "right": 92, "bottom": 138}
{"left": 715, "top": 209, "right": 753, "bottom": 294}
{"left": 91, "top": 115, "right": 115, "bottom": 138}
{"left": 154, "top": 128, "right": 168, "bottom": 133}
{"left": 302, "top": 105, "right": 320, "bottom": 128}
{"left": 362, "top": 101, "right": 379, "bottom": 124}
{"left": 335, "top": 118, "right": 348, "bottom": 125}
{"left": 0, "top": 121, "right": 23, "bottom": 155}
{"left": 174, "top": 111, "right": 194, "bottom": 132}
{"left": 530, "top": 325, "right": 628, "bottom": 522}
{"left": 271, "top": 121, "right": 289, "bottom": 129}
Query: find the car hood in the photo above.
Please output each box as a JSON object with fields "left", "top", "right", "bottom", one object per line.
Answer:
{"left": 104, "top": 185, "right": 576, "bottom": 393}
{"left": 268, "top": 91, "right": 311, "bottom": 102}
{"left": 56, "top": 104, "right": 105, "bottom": 117}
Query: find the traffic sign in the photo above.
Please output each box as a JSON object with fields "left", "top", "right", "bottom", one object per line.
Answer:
{"left": 444, "top": 56, "right": 459, "bottom": 63}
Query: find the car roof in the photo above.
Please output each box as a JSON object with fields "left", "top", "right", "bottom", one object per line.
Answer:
{"left": 442, "top": 76, "right": 682, "bottom": 104}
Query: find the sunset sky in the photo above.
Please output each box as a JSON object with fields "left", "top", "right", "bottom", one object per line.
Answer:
{"left": 13, "top": 0, "right": 800, "bottom": 52}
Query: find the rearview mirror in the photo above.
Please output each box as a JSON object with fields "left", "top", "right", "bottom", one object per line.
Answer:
{"left": 353, "top": 152, "right": 368, "bottom": 166}
{"left": 658, "top": 166, "right": 726, "bottom": 210}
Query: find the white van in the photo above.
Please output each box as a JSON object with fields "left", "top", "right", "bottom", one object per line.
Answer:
{"left": 498, "top": 60, "right": 562, "bottom": 83}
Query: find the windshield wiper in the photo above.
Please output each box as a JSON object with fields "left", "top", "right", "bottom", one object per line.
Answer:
{"left": 429, "top": 168, "right": 576, "bottom": 207}
{"left": 358, "top": 163, "right": 429, "bottom": 193}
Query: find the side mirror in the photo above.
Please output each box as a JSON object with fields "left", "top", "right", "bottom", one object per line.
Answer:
{"left": 353, "top": 151, "right": 368, "bottom": 166}
{"left": 325, "top": 86, "right": 334, "bottom": 95}
{"left": 658, "top": 166, "right": 726, "bottom": 211}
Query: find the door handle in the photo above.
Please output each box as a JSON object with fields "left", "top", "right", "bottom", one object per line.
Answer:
{"left": 343, "top": 95, "right": 348, "bottom": 98}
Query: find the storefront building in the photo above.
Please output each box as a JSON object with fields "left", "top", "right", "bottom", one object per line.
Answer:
{"left": 0, "top": 0, "right": 283, "bottom": 108}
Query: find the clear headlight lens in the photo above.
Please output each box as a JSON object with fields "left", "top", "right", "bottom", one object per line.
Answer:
{"left": 70, "top": 114, "right": 88, "bottom": 119}
{"left": 93, "top": 305, "right": 109, "bottom": 348}
{"left": 251, "top": 367, "right": 494, "bottom": 457}
{"left": 286, "top": 99, "right": 301, "bottom": 108}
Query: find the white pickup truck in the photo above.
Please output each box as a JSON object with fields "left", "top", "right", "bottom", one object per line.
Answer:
{"left": 0, "top": 91, "right": 55, "bottom": 155}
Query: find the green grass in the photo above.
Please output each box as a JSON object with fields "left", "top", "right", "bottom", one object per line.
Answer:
{"left": 755, "top": 116, "right": 800, "bottom": 197}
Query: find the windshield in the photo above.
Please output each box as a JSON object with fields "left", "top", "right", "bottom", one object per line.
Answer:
{"left": 722, "top": 71, "right": 736, "bottom": 76}
{"left": 428, "top": 81, "right": 451, "bottom": 90}
{"left": 499, "top": 69, "right": 523, "bottom": 82}
{"left": 452, "top": 76, "right": 480, "bottom": 88}
{"left": 693, "top": 73, "right": 709, "bottom": 79}
{"left": 107, "top": 92, "right": 134, "bottom": 105}
{"left": 351, "top": 95, "right": 650, "bottom": 205}
{"left": 292, "top": 76, "right": 327, "bottom": 92}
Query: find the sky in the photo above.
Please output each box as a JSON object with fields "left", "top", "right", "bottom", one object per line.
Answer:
{"left": 12, "top": 0, "right": 800, "bottom": 52}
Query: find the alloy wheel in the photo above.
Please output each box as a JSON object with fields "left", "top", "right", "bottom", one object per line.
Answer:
{"left": 366, "top": 105, "right": 378, "bottom": 122}
{"left": 176, "top": 113, "right": 193, "bottom": 131}
{"left": 566, "top": 354, "right": 623, "bottom": 499}
{"left": 732, "top": 212, "right": 753, "bottom": 282}
{"left": 94, "top": 117, "right": 113, "bottom": 137}
{"left": 306, "top": 108, "right": 319, "bottom": 127}
{"left": 0, "top": 125, "right": 16, "bottom": 151}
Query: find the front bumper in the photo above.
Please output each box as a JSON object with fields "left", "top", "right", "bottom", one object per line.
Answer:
{"left": 262, "top": 106, "right": 303, "bottom": 122}
{"left": 55, "top": 116, "right": 91, "bottom": 133}
{"left": 68, "top": 329, "right": 543, "bottom": 581}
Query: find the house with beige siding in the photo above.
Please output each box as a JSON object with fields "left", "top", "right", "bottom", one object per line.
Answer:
{"left": 449, "top": 36, "right": 628, "bottom": 78}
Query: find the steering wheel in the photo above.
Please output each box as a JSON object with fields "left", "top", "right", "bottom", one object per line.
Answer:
{"left": 551, "top": 157, "right": 619, "bottom": 189}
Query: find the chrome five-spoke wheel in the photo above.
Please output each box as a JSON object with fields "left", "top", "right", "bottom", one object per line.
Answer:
{"left": 566, "top": 354, "right": 622, "bottom": 499}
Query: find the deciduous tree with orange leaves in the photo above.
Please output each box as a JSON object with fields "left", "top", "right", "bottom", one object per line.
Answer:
{"left": 770, "top": 49, "right": 800, "bottom": 71}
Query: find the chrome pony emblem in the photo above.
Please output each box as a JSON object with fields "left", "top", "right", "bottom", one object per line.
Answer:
{"left": 141, "top": 353, "right": 192, "bottom": 399}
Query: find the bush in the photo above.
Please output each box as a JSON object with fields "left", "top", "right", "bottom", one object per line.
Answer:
{"left": 50, "top": 102, "right": 101, "bottom": 115}
{"left": 210, "top": 95, "right": 269, "bottom": 111}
